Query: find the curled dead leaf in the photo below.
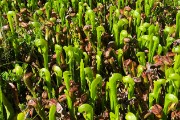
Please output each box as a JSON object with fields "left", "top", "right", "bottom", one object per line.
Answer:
{"left": 171, "top": 110, "right": 180, "bottom": 120}
{"left": 151, "top": 104, "right": 163, "bottom": 119}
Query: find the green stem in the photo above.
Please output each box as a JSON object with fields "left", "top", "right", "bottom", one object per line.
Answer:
{"left": 49, "top": 105, "right": 56, "bottom": 120}
{"left": 80, "top": 59, "right": 86, "bottom": 92}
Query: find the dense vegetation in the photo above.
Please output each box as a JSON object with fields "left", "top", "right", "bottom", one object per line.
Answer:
{"left": 0, "top": 0, "right": 180, "bottom": 120}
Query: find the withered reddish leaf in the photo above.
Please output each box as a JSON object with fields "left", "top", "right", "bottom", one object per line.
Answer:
{"left": 58, "top": 94, "right": 66, "bottom": 102}
{"left": 171, "top": 110, "right": 180, "bottom": 120}
{"left": 166, "top": 52, "right": 175, "bottom": 57}
{"left": 49, "top": 98, "right": 57, "bottom": 106}
{"left": 153, "top": 55, "right": 163, "bottom": 66}
{"left": 151, "top": 104, "right": 163, "bottom": 118}
{"left": 59, "top": 85, "right": 66, "bottom": 93}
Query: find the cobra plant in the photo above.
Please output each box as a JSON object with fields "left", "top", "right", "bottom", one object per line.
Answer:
{"left": 85, "top": 7, "right": 95, "bottom": 33}
{"left": 83, "top": 52, "right": 89, "bottom": 66}
{"left": 55, "top": 44, "right": 63, "bottom": 66}
{"left": 71, "top": 0, "right": 78, "bottom": 11}
{"left": 125, "top": 112, "right": 137, "bottom": 120}
{"left": 78, "top": 104, "right": 93, "bottom": 120}
{"left": 136, "top": 52, "right": 146, "bottom": 66}
{"left": 168, "top": 73, "right": 180, "bottom": 97}
{"left": 7, "top": 11, "right": 17, "bottom": 34}
{"left": 12, "top": 64, "right": 24, "bottom": 92}
{"left": 90, "top": 74, "right": 102, "bottom": 106}
{"left": 63, "top": 71, "right": 72, "bottom": 91}
{"left": 33, "top": 9, "right": 43, "bottom": 22}
{"left": 39, "top": 68, "right": 52, "bottom": 99}
{"left": 7, "top": 11, "right": 19, "bottom": 58}
{"left": 149, "top": 79, "right": 166, "bottom": 108}
{"left": 119, "top": 30, "right": 128, "bottom": 48}
{"left": 163, "top": 37, "right": 175, "bottom": 54}
{"left": 148, "top": 36, "right": 159, "bottom": 63}
{"left": 109, "top": 6, "right": 116, "bottom": 31}
{"left": 31, "top": 21, "right": 42, "bottom": 39}
{"left": 78, "top": 2, "right": 83, "bottom": 27}
{"left": 137, "top": 35, "right": 149, "bottom": 50}
{"left": 113, "top": 23, "right": 119, "bottom": 47}
{"left": 118, "top": 18, "right": 129, "bottom": 33}
{"left": 172, "top": 45, "right": 180, "bottom": 72}
{"left": 63, "top": 46, "right": 75, "bottom": 78}
{"left": 176, "top": 10, "right": 180, "bottom": 38}
{"left": 163, "top": 94, "right": 178, "bottom": 119}
{"left": 17, "top": 112, "right": 26, "bottom": 120}
{"left": 163, "top": 26, "right": 174, "bottom": 45}
{"left": 165, "top": 67, "right": 174, "bottom": 80}
{"left": 113, "top": 9, "right": 120, "bottom": 24}
{"left": 137, "top": 65, "right": 144, "bottom": 77}
{"left": 132, "top": 10, "right": 141, "bottom": 33}
{"left": 137, "top": 22, "right": 150, "bottom": 39}
{"left": 106, "top": 73, "right": 122, "bottom": 112}
{"left": 27, "top": 0, "right": 38, "bottom": 10}
{"left": 109, "top": 104, "right": 120, "bottom": 120}
{"left": 84, "top": 67, "right": 94, "bottom": 88}
{"left": 157, "top": 44, "right": 163, "bottom": 55}
{"left": 64, "top": 46, "right": 83, "bottom": 80}
{"left": 0, "top": 0, "right": 9, "bottom": 13}
{"left": 96, "top": 25, "right": 105, "bottom": 52}
{"left": 122, "top": 76, "right": 135, "bottom": 110}
{"left": 35, "top": 38, "right": 48, "bottom": 69}
{"left": 44, "top": 2, "right": 52, "bottom": 20}
{"left": 59, "top": 4, "right": 66, "bottom": 26}
{"left": 118, "top": 0, "right": 124, "bottom": 9}
{"left": 145, "top": 4, "right": 150, "bottom": 19}
{"left": 52, "top": 0, "right": 60, "bottom": 14}
{"left": 117, "top": 48, "right": 123, "bottom": 67}
{"left": 136, "top": 0, "right": 142, "bottom": 11}
{"left": 96, "top": 51, "right": 102, "bottom": 73}
{"left": 52, "top": 65, "right": 62, "bottom": 88}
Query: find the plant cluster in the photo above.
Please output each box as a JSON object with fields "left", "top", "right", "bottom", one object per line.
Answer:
{"left": 0, "top": 0, "right": 180, "bottom": 120}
